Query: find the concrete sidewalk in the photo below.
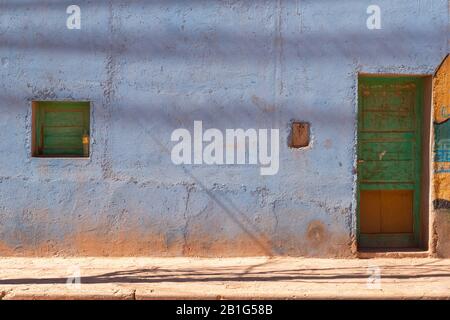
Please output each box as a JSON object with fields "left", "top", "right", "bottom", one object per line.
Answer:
{"left": 0, "top": 257, "right": 449, "bottom": 300}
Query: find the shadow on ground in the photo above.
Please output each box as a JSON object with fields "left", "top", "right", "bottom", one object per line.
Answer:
{"left": 1, "top": 261, "right": 449, "bottom": 285}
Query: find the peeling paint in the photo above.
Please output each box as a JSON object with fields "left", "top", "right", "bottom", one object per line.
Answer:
{"left": 433, "top": 55, "right": 450, "bottom": 212}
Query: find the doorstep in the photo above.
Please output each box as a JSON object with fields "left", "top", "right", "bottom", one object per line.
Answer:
{"left": 357, "top": 249, "right": 431, "bottom": 259}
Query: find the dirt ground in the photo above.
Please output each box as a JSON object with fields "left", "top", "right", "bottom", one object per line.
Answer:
{"left": 0, "top": 257, "right": 449, "bottom": 299}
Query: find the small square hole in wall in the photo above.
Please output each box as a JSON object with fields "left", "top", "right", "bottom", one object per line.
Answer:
{"left": 290, "top": 122, "right": 310, "bottom": 148}
{"left": 32, "top": 101, "right": 90, "bottom": 158}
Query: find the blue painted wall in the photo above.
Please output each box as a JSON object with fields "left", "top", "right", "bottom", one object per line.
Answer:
{"left": 0, "top": 0, "right": 448, "bottom": 256}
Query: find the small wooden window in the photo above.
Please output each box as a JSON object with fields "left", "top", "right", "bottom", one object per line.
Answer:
{"left": 32, "top": 101, "right": 90, "bottom": 157}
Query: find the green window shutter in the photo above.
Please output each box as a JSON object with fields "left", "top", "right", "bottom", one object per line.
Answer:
{"left": 35, "top": 101, "right": 90, "bottom": 157}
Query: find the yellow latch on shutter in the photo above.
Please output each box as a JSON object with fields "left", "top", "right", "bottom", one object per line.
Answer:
{"left": 82, "top": 132, "right": 89, "bottom": 157}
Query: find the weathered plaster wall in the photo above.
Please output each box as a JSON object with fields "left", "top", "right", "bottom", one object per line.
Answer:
{"left": 433, "top": 55, "right": 450, "bottom": 257}
{"left": 0, "top": 1, "right": 448, "bottom": 257}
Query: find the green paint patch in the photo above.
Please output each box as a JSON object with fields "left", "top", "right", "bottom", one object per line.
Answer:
{"left": 434, "top": 119, "right": 450, "bottom": 164}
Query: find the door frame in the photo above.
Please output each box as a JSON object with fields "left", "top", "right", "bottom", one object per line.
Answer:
{"left": 356, "top": 75, "right": 425, "bottom": 249}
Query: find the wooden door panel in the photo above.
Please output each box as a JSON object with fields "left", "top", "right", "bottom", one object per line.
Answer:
{"left": 360, "top": 190, "right": 381, "bottom": 234}
{"left": 361, "top": 112, "right": 414, "bottom": 132}
{"left": 358, "top": 77, "right": 422, "bottom": 248}
{"left": 360, "top": 141, "right": 413, "bottom": 161}
{"left": 380, "top": 190, "right": 413, "bottom": 233}
{"left": 360, "top": 190, "right": 414, "bottom": 235}
{"left": 360, "top": 161, "right": 414, "bottom": 183}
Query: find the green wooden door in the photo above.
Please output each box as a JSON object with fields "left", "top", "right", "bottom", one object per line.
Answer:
{"left": 35, "top": 101, "right": 90, "bottom": 157}
{"left": 357, "top": 77, "right": 423, "bottom": 248}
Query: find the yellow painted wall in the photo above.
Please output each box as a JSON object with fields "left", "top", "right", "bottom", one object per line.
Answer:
{"left": 433, "top": 54, "right": 450, "bottom": 207}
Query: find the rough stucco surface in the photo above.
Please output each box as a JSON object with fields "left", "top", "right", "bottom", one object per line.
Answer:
{"left": 433, "top": 55, "right": 450, "bottom": 204}
{"left": 0, "top": 1, "right": 448, "bottom": 257}
{"left": 433, "top": 55, "right": 450, "bottom": 257}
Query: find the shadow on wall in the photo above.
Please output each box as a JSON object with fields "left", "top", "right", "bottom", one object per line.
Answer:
{"left": 0, "top": 1, "right": 445, "bottom": 62}
{"left": 0, "top": 0, "right": 447, "bottom": 257}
